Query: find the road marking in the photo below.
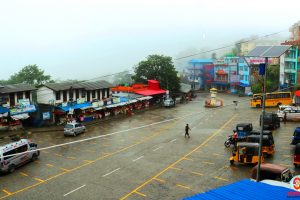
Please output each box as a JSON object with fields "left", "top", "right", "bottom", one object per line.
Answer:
{"left": 103, "top": 144, "right": 110, "bottom": 147}
{"left": 83, "top": 160, "right": 93, "bottom": 163}
{"left": 0, "top": 120, "right": 178, "bottom": 200}
{"left": 55, "top": 154, "right": 63, "bottom": 157}
{"left": 34, "top": 178, "right": 45, "bottom": 183}
{"left": 63, "top": 184, "right": 86, "bottom": 197}
{"left": 61, "top": 168, "right": 70, "bottom": 172}
{"left": 67, "top": 156, "right": 76, "bottom": 160}
{"left": 214, "top": 176, "right": 229, "bottom": 182}
{"left": 153, "top": 178, "right": 165, "bottom": 183}
{"left": 203, "top": 161, "right": 214, "bottom": 165}
{"left": 2, "top": 190, "right": 11, "bottom": 195}
{"left": 102, "top": 168, "right": 120, "bottom": 177}
{"left": 85, "top": 150, "right": 96, "bottom": 153}
{"left": 213, "top": 153, "right": 222, "bottom": 156}
{"left": 133, "top": 156, "right": 144, "bottom": 162}
{"left": 191, "top": 171, "right": 203, "bottom": 176}
{"left": 176, "top": 184, "right": 191, "bottom": 190}
{"left": 170, "top": 167, "right": 182, "bottom": 171}
{"left": 134, "top": 191, "right": 146, "bottom": 197}
{"left": 102, "top": 152, "right": 111, "bottom": 155}
{"left": 183, "top": 157, "right": 193, "bottom": 161}
{"left": 153, "top": 146, "right": 163, "bottom": 151}
{"left": 119, "top": 114, "right": 237, "bottom": 200}
{"left": 169, "top": 139, "right": 177, "bottom": 143}
{"left": 46, "top": 164, "right": 54, "bottom": 167}
{"left": 19, "top": 172, "right": 29, "bottom": 177}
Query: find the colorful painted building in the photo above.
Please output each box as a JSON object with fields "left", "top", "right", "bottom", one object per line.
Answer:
{"left": 187, "top": 59, "right": 214, "bottom": 90}
{"left": 279, "top": 46, "right": 299, "bottom": 87}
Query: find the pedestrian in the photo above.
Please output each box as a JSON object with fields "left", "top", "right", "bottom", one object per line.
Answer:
{"left": 185, "top": 124, "right": 191, "bottom": 138}
{"left": 233, "top": 101, "right": 238, "bottom": 110}
{"left": 283, "top": 112, "right": 287, "bottom": 124}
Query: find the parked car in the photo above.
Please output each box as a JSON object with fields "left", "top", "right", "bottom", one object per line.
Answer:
{"left": 163, "top": 98, "right": 175, "bottom": 107}
{"left": 0, "top": 139, "right": 39, "bottom": 173}
{"left": 64, "top": 122, "right": 86, "bottom": 136}
{"left": 251, "top": 163, "right": 294, "bottom": 182}
{"left": 291, "top": 127, "right": 300, "bottom": 145}
{"left": 277, "top": 107, "right": 300, "bottom": 121}
{"left": 260, "top": 112, "right": 280, "bottom": 130}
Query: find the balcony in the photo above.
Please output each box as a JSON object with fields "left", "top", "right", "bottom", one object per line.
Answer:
{"left": 284, "top": 57, "right": 297, "bottom": 62}
{"left": 284, "top": 67, "right": 296, "bottom": 73}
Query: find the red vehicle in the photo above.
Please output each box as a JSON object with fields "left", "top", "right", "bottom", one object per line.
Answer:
{"left": 294, "top": 143, "right": 300, "bottom": 167}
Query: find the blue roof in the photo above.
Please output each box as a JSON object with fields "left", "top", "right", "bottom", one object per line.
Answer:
{"left": 188, "top": 59, "right": 214, "bottom": 64}
{"left": 183, "top": 179, "right": 294, "bottom": 200}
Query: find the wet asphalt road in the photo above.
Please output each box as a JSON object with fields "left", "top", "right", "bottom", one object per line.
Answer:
{"left": 0, "top": 93, "right": 299, "bottom": 200}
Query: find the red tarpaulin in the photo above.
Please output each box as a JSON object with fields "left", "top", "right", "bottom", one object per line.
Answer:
{"left": 135, "top": 89, "right": 166, "bottom": 96}
{"left": 295, "top": 90, "right": 300, "bottom": 97}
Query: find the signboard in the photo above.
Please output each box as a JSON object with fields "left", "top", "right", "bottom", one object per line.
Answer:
{"left": 18, "top": 99, "right": 30, "bottom": 106}
{"left": 10, "top": 105, "right": 36, "bottom": 115}
{"left": 62, "top": 102, "right": 68, "bottom": 107}
{"left": 69, "top": 108, "right": 74, "bottom": 115}
{"left": 113, "top": 98, "right": 120, "bottom": 103}
{"left": 77, "top": 98, "right": 85, "bottom": 104}
{"left": 43, "top": 112, "right": 51, "bottom": 120}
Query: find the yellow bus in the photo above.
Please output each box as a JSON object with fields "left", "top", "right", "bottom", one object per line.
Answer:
{"left": 250, "top": 92, "right": 292, "bottom": 108}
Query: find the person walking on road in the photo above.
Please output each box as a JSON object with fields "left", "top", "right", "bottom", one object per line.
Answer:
{"left": 185, "top": 124, "right": 191, "bottom": 138}
{"left": 283, "top": 112, "right": 287, "bottom": 124}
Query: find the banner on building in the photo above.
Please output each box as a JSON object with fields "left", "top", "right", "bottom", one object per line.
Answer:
{"left": 77, "top": 98, "right": 85, "bottom": 104}
{"left": 18, "top": 99, "right": 30, "bottom": 106}
{"left": 43, "top": 112, "right": 51, "bottom": 120}
{"left": 10, "top": 105, "right": 36, "bottom": 115}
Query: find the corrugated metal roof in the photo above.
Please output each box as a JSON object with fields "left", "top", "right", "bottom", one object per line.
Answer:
{"left": 44, "top": 80, "right": 114, "bottom": 91}
{"left": 183, "top": 179, "right": 294, "bottom": 200}
{"left": 246, "top": 45, "right": 291, "bottom": 57}
{"left": 0, "top": 83, "right": 36, "bottom": 93}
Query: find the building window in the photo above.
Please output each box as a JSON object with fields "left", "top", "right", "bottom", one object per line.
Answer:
{"left": 76, "top": 90, "right": 79, "bottom": 99}
{"left": 87, "top": 91, "right": 90, "bottom": 102}
{"left": 56, "top": 91, "right": 60, "bottom": 100}
{"left": 69, "top": 90, "right": 73, "bottom": 101}
{"left": 102, "top": 89, "right": 106, "bottom": 99}
{"left": 97, "top": 90, "right": 101, "bottom": 100}
{"left": 63, "top": 91, "right": 67, "bottom": 102}
{"left": 81, "top": 90, "right": 86, "bottom": 98}
{"left": 25, "top": 91, "right": 30, "bottom": 99}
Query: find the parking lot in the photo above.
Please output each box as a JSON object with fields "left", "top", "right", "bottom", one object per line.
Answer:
{"left": 0, "top": 93, "right": 299, "bottom": 199}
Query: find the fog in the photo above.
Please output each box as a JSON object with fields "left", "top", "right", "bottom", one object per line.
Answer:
{"left": 0, "top": 0, "right": 298, "bottom": 81}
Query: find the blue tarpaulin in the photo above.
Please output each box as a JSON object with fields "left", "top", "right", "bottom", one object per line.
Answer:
{"left": 0, "top": 106, "right": 9, "bottom": 114}
{"left": 183, "top": 179, "right": 294, "bottom": 200}
{"left": 239, "top": 83, "right": 250, "bottom": 87}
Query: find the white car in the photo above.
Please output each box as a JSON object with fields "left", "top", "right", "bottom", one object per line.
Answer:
{"left": 163, "top": 99, "right": 175, "bottom": 107}
{"left": 277, "top": 107, "right": 300, "bottom": 121}
{"left": 64, "top": 122, "right": 86, "bottom": 136}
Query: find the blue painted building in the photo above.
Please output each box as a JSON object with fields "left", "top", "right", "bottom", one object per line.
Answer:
{"left": 188, "top": 59, "right": 214, "bottom": 90}
{"left": 238, "top": 57, "right": 251, "bottom": 95}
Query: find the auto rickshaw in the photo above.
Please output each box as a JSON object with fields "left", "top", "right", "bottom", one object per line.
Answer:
{"left": 235, "top": 123, "right": 253, "bottom": 140}
{"left": 291, "top": 127, "right": 300, "bottom": 145}
{"left": 247, "top": 135, "right": 275, "bottom": 156}
{"left": 294, "top": 143, "right": 300, "bottom": 167}
{"left": 251, "top": 163, "right": 294, "bottom": 182}
{"left": 230, "top": 142, "right": 264, "bottom": 165}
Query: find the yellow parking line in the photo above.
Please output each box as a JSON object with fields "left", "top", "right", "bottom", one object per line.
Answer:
{"left": 153, "top": 178, "right": 166, "bottom": 183}
{"left": 119, "top": 114, "right": 237, "bottom": 200}
{"left": 46, "top": 164, "right": 54, "bottom": 167}
{"left": 191, "top": 171, "right": 203, "bottom": 176}
{"left": 83, "top": 160, "right": 93, "bottom": 163}
{"left": 102, "top": 152, "right": 111, "bottom": 155}
{"left": 133, "top": 191, "right": 146, "bottom": 197}
{"left": 67, "top": 156, "right": 76, "bottom": 160}
{"left": 34, "top": 178, "right": 45, "bottom": 183}
{"left": 19, "top": 172, "right": 29, "bottom": 177}
{"left": 176, "top": 184, "right": 191, "bottom": 190}
{"left": 213, "top": 153, "right": 222, "bottom": 156}
{"left": 214, "top": 176, "right": 229, "bottom": 182}
{"left": 61, "top": 168, "right": 70, "bottom": 172}
{"left": 2, "top": 189, "right": 12, "bottom": 195}
{"left": 183, "top": 157, "right": 193, "bottom": 161}
{"left": 85, "top": 150, "right": 96, "bottom": 153}
{"left": 170, "top": 167, "right": 182, "bottom": 171}
{"left": 203, "top": 161, "right": 214, "bottom": 165}
{"left": 55, "top": 154, "right": 63, "bottom": 157}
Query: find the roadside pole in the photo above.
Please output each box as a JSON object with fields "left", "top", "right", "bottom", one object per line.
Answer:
{"left": 256, "top": 58, "right": 268, "bottom": 182}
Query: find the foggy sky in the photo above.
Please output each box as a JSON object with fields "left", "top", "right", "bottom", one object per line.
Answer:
{"left": 0, "top": 0, "right": 299, "bottom": 81}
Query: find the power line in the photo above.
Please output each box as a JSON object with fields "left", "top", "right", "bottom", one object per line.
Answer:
{"left": 174, "top": 30, "right": 287, "bottom": 60}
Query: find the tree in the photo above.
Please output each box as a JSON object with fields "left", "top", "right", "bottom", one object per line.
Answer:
{"left": 113, "top": 71, "right": 132, "bottom": 86}
{"left": 8, "top": 65, "right": 53, "bottom": 86}
{"left": 132, "top": 55, "right": 180, "bottom": 93}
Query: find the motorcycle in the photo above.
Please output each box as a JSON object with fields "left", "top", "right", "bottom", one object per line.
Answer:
{"left": 224, "top": 135, "right": 235, "bottom": 148}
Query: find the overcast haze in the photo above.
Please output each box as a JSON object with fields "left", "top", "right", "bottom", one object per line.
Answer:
{"left": 0, "top": 0, "right": 299, "bottom": 80}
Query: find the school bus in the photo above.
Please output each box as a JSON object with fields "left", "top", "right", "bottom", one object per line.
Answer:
{"left": 250, "top": 92, "right": 292, "bottom": 108}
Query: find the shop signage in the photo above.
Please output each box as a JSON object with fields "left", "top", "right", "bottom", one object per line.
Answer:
{"left": 10, "top": 105, "right": 36, "bottom": 115}
{"left": 62, "top": 102, "right": 68, "bottom": 107}
{"left": 77, "top": 98, "right": 85, "bottom": 104}
{"left": 43, "top": 112, "right": 51, "bottom": 120}
{"left": 18, "top": 99, "right": 30, "bottom": 106}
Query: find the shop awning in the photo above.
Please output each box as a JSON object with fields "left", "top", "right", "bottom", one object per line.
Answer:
{"left": 295, "top": 90, "right": 300, "bottom": 97}
{"left": 11, "top": 113, "right": 30, "bottom": 120}
{"left": 74, "top": 102, "right": 92, "bottom": 109}
{"left": 137, "top": 96, "right": 153, "bottom": 101}
{"left": 135, "top": 89, "right": 166, "bottom": 96}
{"left": 79, "top": 106, "right": 93, "bottom": 110}
{"left": 0, "top": 106, "right": 9, "bottom": 114}
{"left": 10, "top": 105, "right": 36, "bottom": 115}
{"left": 0, "top": 112, "right": 8, "bottom": 118}
{"left": 239, "top": 83, "right": 250, "bottom": 87}
{"left": 94, "top": 106, "right": 105, "bottom": 110}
